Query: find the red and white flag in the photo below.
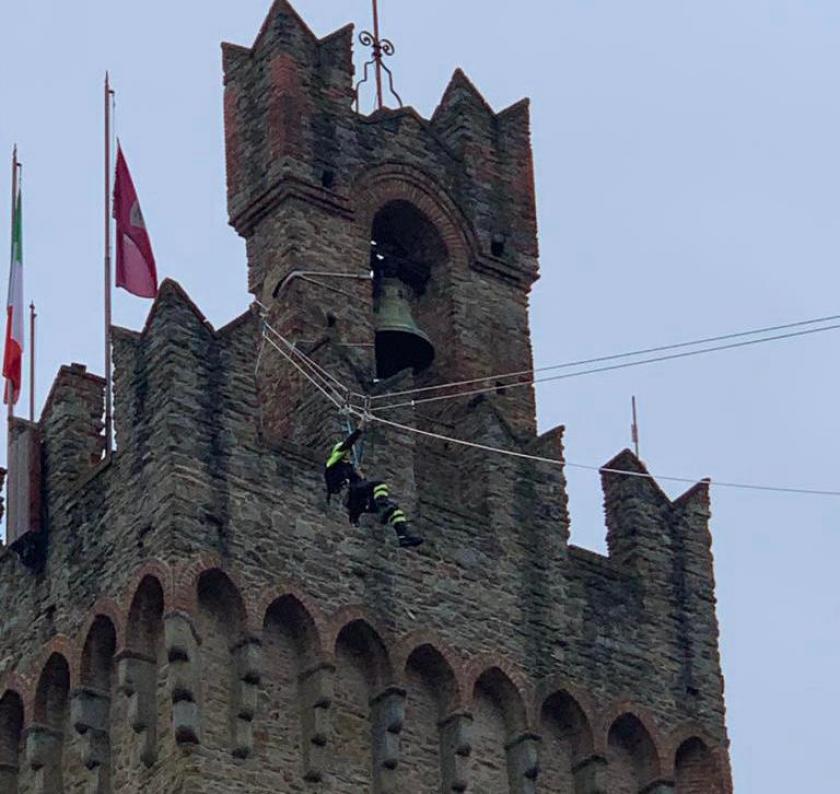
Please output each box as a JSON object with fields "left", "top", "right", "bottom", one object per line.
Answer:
{"left": 113, "top": 145, "right": 158, "bottom": 298}
{"left": 3, "top": 172, "right": 23, "bottom": 405}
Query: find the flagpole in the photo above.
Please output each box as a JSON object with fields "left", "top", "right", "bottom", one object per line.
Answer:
{"left": 104, "top": 73, "right": 114, "bottom": 453}
{"left": 29, "top": 302, "right": 35, "bottom": 422}
{"left": 6, "top": 147, "right": 19, "bottom": 540}
{"left": 7, "top": 147, "right": 18, "bottom": 422}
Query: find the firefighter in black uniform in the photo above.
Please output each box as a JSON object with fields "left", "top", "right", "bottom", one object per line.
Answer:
{"left": 324, "top": 422, "right": 423, "bottom": 548}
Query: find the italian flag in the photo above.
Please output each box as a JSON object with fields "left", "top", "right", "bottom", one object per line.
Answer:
{"left": 3, "top": 180, "right": 22, "bottom": 405}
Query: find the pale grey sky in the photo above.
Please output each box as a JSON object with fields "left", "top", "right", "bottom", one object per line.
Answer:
{"left": 2, "top": 1, "right": 839, "bottom": 789}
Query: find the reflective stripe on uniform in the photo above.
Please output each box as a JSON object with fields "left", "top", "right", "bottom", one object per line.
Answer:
{"left": 326, "top": 443, "right": 347, "bottom": 469}
{"left": 373, "top": 484, "right": 389, "bottom": 499}
{"left": 388, "top": 509, "right": 406, "bottom": 525}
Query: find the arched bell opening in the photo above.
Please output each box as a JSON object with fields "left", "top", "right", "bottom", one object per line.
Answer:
{"left": 370, "top": 200, "right": 450, "bottom": 381}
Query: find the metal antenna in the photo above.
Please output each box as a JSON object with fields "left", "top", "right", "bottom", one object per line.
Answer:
{"left": 354, "top": 0, "right": 403, "bottom": 113}
{"left": 631, "top": 395, "right": 640, "bottom": 458}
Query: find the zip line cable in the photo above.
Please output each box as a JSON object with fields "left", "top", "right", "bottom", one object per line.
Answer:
{"left": 260, "top": 332, "right": 345, "bottom": 409}
{"left": 265, "top": 332, "right": 345, "bottom": 406}
{"left": 358, "top": 411, "right": 840, "bottom": 498}
{"left": 367, "top": 311, "right": 840, "bottom": 403}
{"left": 261, "top": 319, "right": 351, "bottom": 398}
{"left": 256, "top": 297, "right": 840, "bottom": 413}
{"left": 257, "top": 312, "right": 349, "bottom": 395}
{"left": 370, "top": 321, "right": 840, "bottom": 413}
{"left": 257, "top": 322, "right": 840, "bottom": 498}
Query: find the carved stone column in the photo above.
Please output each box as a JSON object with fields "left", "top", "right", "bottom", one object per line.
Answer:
{"left": 506, "top": 732, "right": 540, "bottom": 794}
{"left": 164, "top": 611, "right": 202, "bottom": 746}
{"left": 298, "top": 662, "right": 335, "bottom": 782}
{"left": 24, "top": 724, "right": 63, "bottom": 794}
{"left": 573, "top": 754, "right": 608, "bottom": 794}
{"left": 71, "top": 686, "right": 111, "bottom": 792}
{"left": 116, "top": 650, "right": 157, "bottom": 766}
{"left": 371, "top": 686, "right": 406, "bottom": 794}
{"left": 440, "top": 712, "right": 473, "bottom": 792}
{"left": 231, "top": 636, "right": 262, "bottom": 758}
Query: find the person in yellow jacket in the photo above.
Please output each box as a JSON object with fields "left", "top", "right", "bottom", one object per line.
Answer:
{"left": 324, "top": 423, "right": 423, "bottom": 549}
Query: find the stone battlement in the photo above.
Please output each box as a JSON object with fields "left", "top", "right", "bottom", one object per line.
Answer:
{"left": 0, "top": 281, "right": 729, "bottom": 792}
{"left": 0, "top": 1, "right": 730, "bottom": 791}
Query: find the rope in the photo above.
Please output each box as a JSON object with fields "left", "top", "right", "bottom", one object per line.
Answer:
{"left": 261, "top": 333, "right": 345, "bottom": 409}
{"left": 261, "top": 319, "right": 352, "bottom": 398}
{"left": 358, "top": 412, "right": 840, "bottom": 497}
{"left": 371, "top": 321, "right": 840, "bottom": 413}
{"left": 368, "top": 311, "right": 840, "bottom": 403}
{"left": 255, "top": 303, "right": 840, "bottom": 498}
{"left": 261, "top": 318, "right": 343, "bottom": 391}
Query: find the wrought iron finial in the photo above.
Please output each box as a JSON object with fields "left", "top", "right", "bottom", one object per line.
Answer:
{"left": 354, "top": 0, "right": 403, "bottom": 113}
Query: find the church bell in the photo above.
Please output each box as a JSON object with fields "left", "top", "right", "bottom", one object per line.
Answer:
{"left": 374, "top": 278, "right": 435, "bottom": 380}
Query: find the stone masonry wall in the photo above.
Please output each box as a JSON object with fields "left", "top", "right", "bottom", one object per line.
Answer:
{"left": 0, "top": 2, "right": 731, "bottom": 792}
{"left": 0, "top": 280, "right": 730, "bottom": 793}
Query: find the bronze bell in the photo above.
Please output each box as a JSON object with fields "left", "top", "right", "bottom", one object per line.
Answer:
{"left": 374, "top": 278, "right": 435, "bottom": 379}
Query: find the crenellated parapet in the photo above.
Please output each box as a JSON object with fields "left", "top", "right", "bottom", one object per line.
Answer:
{"left": 0, "top": 273, "right": 730, "bottom": 787}
{"left": 0, "top": 274, "right": 730, "bottom": 791}
{"left": 0, "top": 1, "right": 731, "bottom": 791}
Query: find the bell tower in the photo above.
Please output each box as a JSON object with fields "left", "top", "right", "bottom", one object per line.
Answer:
{"left": 0, "top": 3, "right": 731, "bottom": 792}
{"left": 222, "top": 0, "right": 542, "bottom": 460}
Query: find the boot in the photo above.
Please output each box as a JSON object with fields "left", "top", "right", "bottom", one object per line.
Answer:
{"left": 394, "top": 522, "right": 424, "bottom": 549}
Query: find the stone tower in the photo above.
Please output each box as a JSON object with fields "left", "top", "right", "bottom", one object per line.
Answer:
{"left": 0, "top": 1, "right": 732, "bottom": 792}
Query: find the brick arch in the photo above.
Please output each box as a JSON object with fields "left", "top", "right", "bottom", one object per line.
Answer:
{"left": 0, "top": 673, "right": 29, "bottom": 708}
{"left": 195, "top": 568, "right": 249, "bottom": 633}
{"left": 260, "top": 590, "right": 326, "bottom": 661}
{"left": 254, "top": 584, "right": 329, "bottom": 658}
{"left": 75, "top": 598, "right": 125, "bottom": 670}
{"left": 468, "top": 663, "right": 531, "bottom": 737}
{"left": 536, "top": 683, "right": 597, "bottom": 762}
{"left": 124, "top": 572, "right": 166, "bottom": 657}
{"left": 119, "top": 560, "right": 174, "bottom": 623}
{"left": 78, "top": 613, "right": 118, "bottom": 692}
{"left": 667, "top": 723, "right": 731, "bottom": 794}
{"left": 325, "top": 605, "right": 395, "bottom": 658}
{"left": 665, "top": 722, "right": 723, "bottom": 760}
{"left": 173, "top": 552, "right": 224, "bottom": 614}
{"left": 0, "top": 674, "right": 30, "bottom": 739}
{"left": 392, "top": 630, "right": 466, "bottom": 705}
{"left": 535, "top": 677, "right": 597, "bottom": 730}
{"left": 177, "top": 556, "right": 257, "bottom": 634}
{"left": 34, "top": 637, "right": 77, "bottom": 692}
{"left": 0, "top": 687, "right": 24, "bottom": 762}
{"left": 464, "top": 656, "right": 534, "bottom": 728}
{"left": 353, "top": 161, "right": 478, "bottom": 268}
{"left": 601, "top": 705, "right": 665, "bottom": 791}
{"left": 332, "top": 612, "right": 395, "bottom": 687}
{"left": 596, "top": 701, "right": 666, "bottom": 762}
{"left": 396, "top": 634, "right": 464, "bottom": 713}
{"left": 32, "top": 650, "right": 71, "bottom": 726}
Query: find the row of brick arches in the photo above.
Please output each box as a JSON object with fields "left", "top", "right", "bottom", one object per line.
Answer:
{"left": 0, "top": 567, "right": 727, "bottom": 792}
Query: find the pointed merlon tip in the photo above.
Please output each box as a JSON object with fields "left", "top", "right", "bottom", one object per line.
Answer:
{"left": 673, "top": 478, "right": 711, "bottom": 508}
{"left": 602, "top": 447, "right": 647, "bottom": 475}
{"left": 448, "top": 68, "right": 481, "bottom": 96}
{"left": 434, "top": 68, "right": 497, "bottom": 120}
{"left": 252, "top": 0, "right": 318, "bottom": 50}
{"left": 320, "top": 22, "right": 354, "bottom": 44}
{"left": 140, "top": 278, "right": 217, "bottom": 338}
